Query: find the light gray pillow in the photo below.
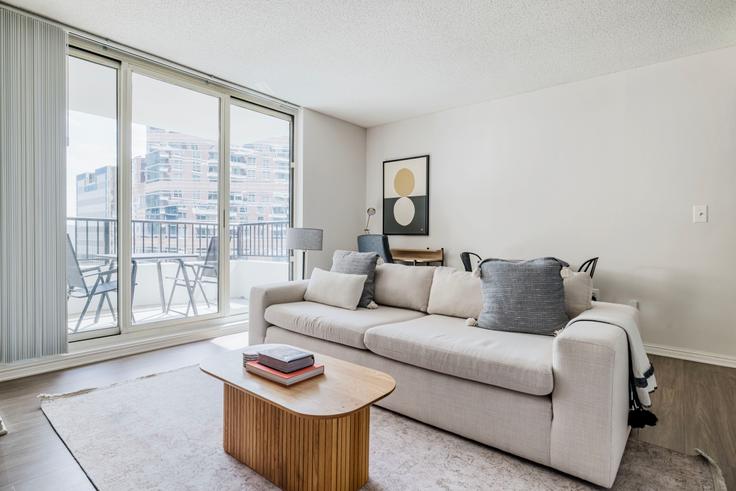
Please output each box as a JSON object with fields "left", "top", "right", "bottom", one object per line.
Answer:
{"left": 427, "top": 267, "right": 482, "bottom": 319}
{"left": 374, "top": 263, "right": 436, "bottom": 312}
{"left": 304, "top": 268, "right": 367, "bottom": 310}
{"left": 477, "top": 258, "right": 569, "bottom": 335}
{"left": 561, "top": 267, "right": 593, "bottom": 318}
{"left": 331, "top": 250, "right": 379, "bottom": 308}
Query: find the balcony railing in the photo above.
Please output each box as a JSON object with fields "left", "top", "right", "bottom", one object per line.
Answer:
{"left": 67, "top": 217, "right": 289, "bottom": 260}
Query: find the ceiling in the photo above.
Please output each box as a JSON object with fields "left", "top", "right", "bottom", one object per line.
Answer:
{"left": 8, "top": 0, "right": 736, "bottom": 127}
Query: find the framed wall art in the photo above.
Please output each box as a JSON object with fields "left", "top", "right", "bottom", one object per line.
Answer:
{"left": 382, "top": 155, "right": 429, "bottom": 235}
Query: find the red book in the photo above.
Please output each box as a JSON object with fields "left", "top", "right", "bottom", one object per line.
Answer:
{"left": 245, "top": 361, "right": 324, "bottom": 386}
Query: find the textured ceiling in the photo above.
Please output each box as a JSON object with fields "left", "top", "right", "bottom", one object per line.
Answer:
{"left": 8, "top": 0, "right": 736, "bottom": 127}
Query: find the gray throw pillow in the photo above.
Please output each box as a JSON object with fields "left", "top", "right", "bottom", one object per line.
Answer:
{"left": 477, "top": 257, "right": 569, "bottom": 335}
{"left": 331, "top": 250, "right": 379, "bottom": 308}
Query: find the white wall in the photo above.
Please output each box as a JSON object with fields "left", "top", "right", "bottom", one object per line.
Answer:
{"left": 366, "top": 46, "right": 736, "bottom": 362}
{"left": 299, "top": 109, "right": 367, "bottom": 272}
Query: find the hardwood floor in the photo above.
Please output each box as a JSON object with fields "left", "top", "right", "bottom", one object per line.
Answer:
{"left": 0, "top": 341, "right": 734, "bottom": 490}
{"left": 633, "top": 354, "right": 736, "bottom": 489}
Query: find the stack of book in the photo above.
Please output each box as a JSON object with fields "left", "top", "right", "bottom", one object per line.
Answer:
{"left": 244, "top": 346, "right": 324, "bottom": 386}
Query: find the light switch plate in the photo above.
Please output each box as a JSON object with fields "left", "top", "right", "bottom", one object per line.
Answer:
{"left": 693, "top": 205, "right": 708, "bottom": 223}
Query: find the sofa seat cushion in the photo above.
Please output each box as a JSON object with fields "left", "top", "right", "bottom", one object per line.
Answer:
{"left": 364, "top": 315, "right": 554, "bottom": 395}
{"left": 264, "top": 301, "right": 425, "bottom": 350}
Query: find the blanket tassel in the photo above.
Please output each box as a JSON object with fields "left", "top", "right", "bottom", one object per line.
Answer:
{"left": 628, "top": 407, "right": 658, "bottom": 428}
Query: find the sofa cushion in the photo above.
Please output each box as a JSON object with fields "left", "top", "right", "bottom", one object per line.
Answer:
{"left": 364, "top": 314, "right": 554, "bottom": 395}
{"left": 304, "top": 267, "right": 367, "bottom": 310}
{"left": 331, "top": 250, "right": 379, "bottom": 308}
{"left": 264, "top": 301, "right": 425, "bottom": 350}
{"left": 374, "top": 263, "right": 436, "bottom": 312}
{"left": 561, "top": 267, "right": 593, "bottom": 318}
{"left": 477, "top": 258, "right": 569, "bottom": 335}
{"left": 427, "top": 267, "right": 482, "bottom": 319}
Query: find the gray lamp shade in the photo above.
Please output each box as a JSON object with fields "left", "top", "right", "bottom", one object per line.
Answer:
{"left": 286, "top": 228, "right": 323, "bottom": 251}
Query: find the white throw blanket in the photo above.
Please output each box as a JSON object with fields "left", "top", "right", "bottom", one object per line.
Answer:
{"left": 567, "top": 302, "right": 657, "bottom": 407}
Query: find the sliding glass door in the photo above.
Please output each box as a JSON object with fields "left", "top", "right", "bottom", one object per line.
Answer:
{"left": 65, "top": 39, "right": 294, "bottom": 341}
{"left": 130, "top": 73, "right": 221, "bottom": 324}
{"left": 66, "top": 52, "right": 120, "bottom": 340}
{"left": 228, "top": 102, "right": 292, "bottom": 314}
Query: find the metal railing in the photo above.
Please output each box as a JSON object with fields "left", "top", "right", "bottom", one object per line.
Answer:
{"left": 67, "top": 217, "right": 289, "bottom": 260}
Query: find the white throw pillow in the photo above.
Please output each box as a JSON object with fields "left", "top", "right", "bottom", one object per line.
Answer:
{"left": 427, "top": 267, "right": 482, "bottom": 319}
{"left": 561, "top": 267, "right": 593, "bottom": 318}
{"left": 304, "top": 268, "right": 367, "bottom": 310}
{"left": 373, "top": 263, "right": 436, "bottom": 312}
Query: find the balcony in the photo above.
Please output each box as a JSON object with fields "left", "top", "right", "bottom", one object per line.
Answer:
{"left": 66, "top": 217, "right": 290, "bottom": 337}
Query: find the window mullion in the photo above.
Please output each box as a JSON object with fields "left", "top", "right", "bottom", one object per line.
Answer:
{"left": 118, "top": 61, "right": 133, "bottom": 333}
{"left": 219, "top": 95, "right": 231, "bottom": 316}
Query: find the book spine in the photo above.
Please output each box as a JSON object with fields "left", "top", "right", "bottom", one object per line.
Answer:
{"left": 258, "top": 355, "right": 314, "bottom": 373}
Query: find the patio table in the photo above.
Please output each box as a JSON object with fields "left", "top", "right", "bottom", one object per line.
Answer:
{"left": 96, "top": 253, "right": 200, "bottom": 316}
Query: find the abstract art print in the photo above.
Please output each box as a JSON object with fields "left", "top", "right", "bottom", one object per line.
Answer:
{"left": 383, "top": 155, "right": 429, "bottom": 235}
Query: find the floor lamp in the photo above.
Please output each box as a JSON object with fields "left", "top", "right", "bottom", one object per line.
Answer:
{"left": 286, "top": 228, "right": 323, "bottom": 280}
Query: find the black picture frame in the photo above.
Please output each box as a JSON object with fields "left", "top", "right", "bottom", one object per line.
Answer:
{"left": 382, "top": 155, "right": 429, "bottom": 236}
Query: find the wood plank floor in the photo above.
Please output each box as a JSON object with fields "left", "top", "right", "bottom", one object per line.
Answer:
{"left": 633, "top": 355, "right": 736, "bottom": 488}
{"left": 0, "top": 339, "right": 734, "bottom": 490}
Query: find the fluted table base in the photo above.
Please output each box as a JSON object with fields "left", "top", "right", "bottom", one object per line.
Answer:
{"left": 223, "top": 384, "right": 370, "bottom": 491}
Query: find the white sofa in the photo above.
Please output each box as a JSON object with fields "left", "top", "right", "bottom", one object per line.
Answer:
{"left": 249, "top": 264, "right": 632, "bottom": 487}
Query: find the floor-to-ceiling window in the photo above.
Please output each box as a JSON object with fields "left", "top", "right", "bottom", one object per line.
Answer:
{"left": 131, "top": 73, "right": 221, "bottom": 324}
{"left": 66, "top": 51, "right": 120, "bottom": 340}
{"left": 228, "top": 102, "right": 291, "bottom": 314}
{"left": 65, "top": 40, "right": 294, "bottom": 341}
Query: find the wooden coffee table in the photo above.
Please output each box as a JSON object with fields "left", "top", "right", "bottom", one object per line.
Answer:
{"left": 200, "top": 349, "right": 395, "bottom": 491}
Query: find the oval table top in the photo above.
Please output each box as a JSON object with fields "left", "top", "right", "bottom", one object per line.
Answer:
{"left": 200, "top": 349, "right": 396, "bottom": 418}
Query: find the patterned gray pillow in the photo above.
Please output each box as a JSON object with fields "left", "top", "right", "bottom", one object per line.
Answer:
{"left": 331, "top": 250, "right": 379, "bottom": 308}
{"left": 477, "top": 258, "right": 569, "bottom": 335}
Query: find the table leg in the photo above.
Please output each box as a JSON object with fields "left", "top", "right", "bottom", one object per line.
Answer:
{"left": 223, "top": 385, "right": 370, "bottom": 491}
{"left": 156, "top": 260, "right": 166, "bottom": 313}
{"left": 165, "top": 262, "right": 182, "bottom": 314}
{"left": 131, "top": 260, "right": 138, "bottom": 299}
{"left": 178, "top": 259, "right": 198, "bottom": 316}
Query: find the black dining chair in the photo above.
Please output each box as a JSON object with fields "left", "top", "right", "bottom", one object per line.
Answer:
{"left": 357, "top": 234, "right": 393, "bottom": 263}
{"left": 460, "top": 252, "right": 482, "bottom": 272}
{"left": 578, "top": 257, "right": 599, "bottom": 278}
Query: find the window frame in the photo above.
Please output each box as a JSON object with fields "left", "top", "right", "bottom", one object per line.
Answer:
{"left": 66, "top": 48, "right": 123, "bottom": 343}
{"left": 67, "top": 36, "right": 296, "bottom": 342}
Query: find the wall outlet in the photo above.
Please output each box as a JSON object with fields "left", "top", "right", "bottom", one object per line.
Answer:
{"left": 692, "top": 205, "right": 708, "bottom": 223}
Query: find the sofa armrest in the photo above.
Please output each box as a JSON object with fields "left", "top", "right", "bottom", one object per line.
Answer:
{"left": 550, "top": 321, "right": 630, "bottom": 488}
{"left": 248, "top": 281, "right": 308, "bottom": 345}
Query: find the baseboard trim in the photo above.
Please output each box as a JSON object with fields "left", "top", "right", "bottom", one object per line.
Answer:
{"left": 0, "top": 323, "right": 247, "bottom": 382}
{"left": 645, "top": 343, "right": 736, "bottom": 368}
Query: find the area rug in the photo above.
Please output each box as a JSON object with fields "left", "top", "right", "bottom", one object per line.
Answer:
{"left": 41, "top": 366, "right": 725, "bottom": 490}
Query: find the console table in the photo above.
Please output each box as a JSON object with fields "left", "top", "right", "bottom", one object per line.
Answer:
{"left": 391, "top": 247, "right": 444, "bottom": 266}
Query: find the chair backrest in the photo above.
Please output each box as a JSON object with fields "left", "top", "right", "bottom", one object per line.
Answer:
{"left": 578, "top": 257, "right": 599, "bottom": 278}
{"left": 357, "top": 234, "right": 393, "bottom": 263}
{"left": 460, "top": 252, "right": 482, "bottom": 272}
{"left": 66, "top": 234, "right": 87, "bottom": 292}
{"left": 203, "top": 236, "right": 219, "bottom": 277}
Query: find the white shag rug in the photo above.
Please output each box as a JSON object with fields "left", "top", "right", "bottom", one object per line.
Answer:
{"left": 40, "top": 366, "right": 725, "bottom": 491}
